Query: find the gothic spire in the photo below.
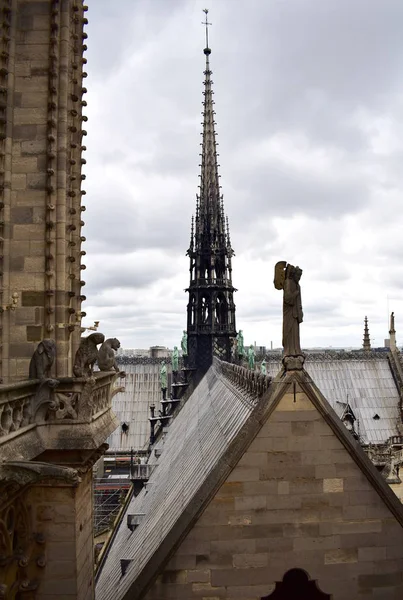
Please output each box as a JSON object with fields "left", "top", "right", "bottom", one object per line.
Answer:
{"left": 197, "top": 8, "right": 226, "bottom": 246}
{"left": 363, "top": 316, "right": 371, "bottom": 351}
{"left": 185, "top": 9, "right": 237, "bottom": 371}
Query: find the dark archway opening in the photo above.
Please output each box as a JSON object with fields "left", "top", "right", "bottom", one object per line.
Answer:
{"left": 261, "top": 568, "right": 331, "bottom": 600}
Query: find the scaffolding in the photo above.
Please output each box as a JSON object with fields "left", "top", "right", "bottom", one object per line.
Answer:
{"left": 93, "top": 476, "right": 131, "bottom": 535}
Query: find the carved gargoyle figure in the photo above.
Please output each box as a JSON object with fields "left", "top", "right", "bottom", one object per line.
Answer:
{"left": 29, "top": 339, "right": 56, "bottom": 379}
{"left": 73, "top": 332, "right": 105, "bottom": 378}
{"left": 98, "top": 338, "right": 121, "bottom": 372}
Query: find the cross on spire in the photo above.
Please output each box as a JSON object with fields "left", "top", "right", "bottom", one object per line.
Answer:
{"left": 202, "top": 8, "right": 211, "bottom": 51}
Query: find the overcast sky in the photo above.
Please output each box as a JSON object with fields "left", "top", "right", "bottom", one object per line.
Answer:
{"left": 83, "top": 0, "right": 403, "bottom": 350}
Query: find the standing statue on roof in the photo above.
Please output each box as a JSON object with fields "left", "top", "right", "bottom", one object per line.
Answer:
{"left": 181, "top": 330, "right": 188, "bottom": 367}
{"left": 236, "top": 330, "right": 245, "bottom": 361}
{"left": 260, "top": 359, "right": 267, "bottom": 376}
{"left": 172, "top": 346, "right": 179, "bottom": 383}
{"left": 160, "top": 360, "right": 167, "bottom": 400}
{"left": 274, "top": 261, "right": 304, "bottom": 369}
{"left": 248, "top": 345, "right": 255, "bottom": 370}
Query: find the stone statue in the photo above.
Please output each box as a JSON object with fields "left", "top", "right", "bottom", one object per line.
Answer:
{"left": 181, "top": 330, "right": 188, "bottom": 366}
{"left": 236, "top": 330, "right": 245, "bottom": 359}
{"left": 160, "top": 360, "right": 167, "bottom": 400}
{"left": 29, "top": 339, "right": 56, "bottom": 379}
{"left": 98, "top": 338, "right": 121, "bottom": 372}
{"left": 248, "top": 345, "right": 255, "bottom": 370}
{"left": 73, "top": 332, "right": 105, "bottom": 378}
{"left": 274, "top": 261, "right": 304, "bottom": 368}
{"left": 172, "top": 346, "right": 179, "bottom": 372}
{"left": 261, "top": 359, "right": 267, "bottom": 376}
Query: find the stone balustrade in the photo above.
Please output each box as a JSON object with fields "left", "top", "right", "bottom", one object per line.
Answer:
{"left": 0, "top": 371, "right": 121, "bottom": 462}
{"left": 214, "top": 357, "right": 272, "bottom": 401}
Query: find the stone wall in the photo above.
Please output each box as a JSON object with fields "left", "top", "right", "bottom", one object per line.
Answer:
{"left": 145, "top": 388, "right": 403, "bottom": 599}
{"left": 1, "top": 0, "right": 87, "bottom": 382}
{"left": 28, "top": 468, "right": 94, "bottom": 600}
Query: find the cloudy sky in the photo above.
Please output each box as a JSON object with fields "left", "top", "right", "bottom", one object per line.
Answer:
{"left": 83, "top": 0, "right": 403, "bottom": 350}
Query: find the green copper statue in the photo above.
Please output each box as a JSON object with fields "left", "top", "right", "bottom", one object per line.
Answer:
{"left": 237, "top": 330, "right": 245, "bottom": 359}
{"left": 181, "top": 330, "right": 188, "bottom": 366}
{"left": 261, "top": 359, "right": 267, "bottom": 376}
{"left": 160, "top": 360, "right": 167, "bottom": 400}
{"left": 248, "top": 344, "right": 255, "bottom": 370}
{"left": 172, "top": 346, "right": 179, "bottom": 372}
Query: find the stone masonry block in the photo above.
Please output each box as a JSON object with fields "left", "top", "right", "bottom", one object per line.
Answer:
{"left": 26, "top": 325, "right": 43, "bottom": 342}
{"left": 9, "top": 256, "right": 25, "bottom": 271}
{"left": 325, "top": 548, "right": 358, "bottom": 564}
{"left": 15, "top": 189, "right": 46, "bottom": 205}
{"left": 293, "top": 535, "right": 340, "bottom": 552}
{"left": 358, "top": 546, "right": 387, "bottom": 562}
{"left": 344, "top": 476, "right": 373, "bottom": 492}
{"left": 210, "top": 539, "right": 255, "bottom": 555}
{"left": 27, "top": 172, "right": 47, "bottom": 189}
{"left": 12, "top": 224, "right": 44, "bottom": 240}
{"left": 232, "top": 553, "right": 268, "bottom": 568}
{"left": 238, "top": 452, "right": 268, "bottom": 468}
{"left": 9, "top": 343, "right": 33, "bottom": 358}
{"left": 21, "top": 290, "right": 45, "bottom": 307}
{"left": 323, "top": 478, "right": 344, "bottom": 493}
{"left": 211, "top": 567, "right": 270, "bottom": 587}
{"left": 241, "top": 480, "right": 278, "bottom": 496}
{"left": 21, "top": 139, "right": 46, "bottom": 154}
{"left": 291, "top": 420, "right": 315, "bottom": 436}
{"left": 276, "top": 393, "right": 315, "bottom": 412}
{"left": 14, "top": 106, "right": 49, "bottom": 125}
{"left": 11, "top": 206, "right": 33, "bottom": 223}
{"left": 227, "top": 467, "right": 260, "bottom": 483}
{"left": 258, "top": 422, "right": 291, "bottom": 437}
{"left": 12, "top": 156, "right": 39, "bottom": 173}
{"left": 358, "top": 572, "right": 403, "bottom": 588}
{"left": 186, "top": 570, "right": 210, "bottom": 583}
{"left": 24, "top": 256, "right": 45, "bottom": 272}
{"left": 234, "top": 495, "right": 266, "bottom": 511}
{"left": 11, "top": 173, "right": 27, "bottom": 189}
{"left": 161, "top": 570, "right": 187, "bottom": 585}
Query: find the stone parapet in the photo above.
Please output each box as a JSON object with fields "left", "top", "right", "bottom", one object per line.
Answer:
{"left": 0, "top": 371, "right": 120, "bottom": 462}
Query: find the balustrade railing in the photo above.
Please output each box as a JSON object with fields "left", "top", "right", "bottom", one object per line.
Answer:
{"left": 0, "top": 371, "right": 121, "bottom": 458}
{"left": 214, "top": 358, "right": 272, "bottom": 398}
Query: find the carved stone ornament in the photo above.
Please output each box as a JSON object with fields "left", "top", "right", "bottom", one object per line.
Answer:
{"left": 98, "top": 337, "right": 122, "bottom": 373}
{"left": 28, "top": 339, "right": 56, "bottom": 380}
{"left": 0, "top": 493, "right": 47, "bottom": 599}
{"left": 32, "top": 378, "right": 60, "bottom": 421}
{"left": 73, "top": 332, "right": 105, "bottom": 377}
{"left": 0, "top": 461, "right": 80, "bottom": 491}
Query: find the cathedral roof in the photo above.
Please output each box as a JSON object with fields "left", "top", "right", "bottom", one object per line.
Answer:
{"left": 265, "top": 351, "right": 401, "bottom": 445}
{"left": 96, "top": 360, "right": 403, "bottom": 600}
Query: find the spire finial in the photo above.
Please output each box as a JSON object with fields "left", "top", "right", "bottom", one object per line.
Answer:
{"left": 202, "top": 8, "right": 212, "bottom": 54}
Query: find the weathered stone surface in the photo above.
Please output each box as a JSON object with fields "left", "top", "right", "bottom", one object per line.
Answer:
{"left": 143, "top": 380, "right": 403, "bottom": 600}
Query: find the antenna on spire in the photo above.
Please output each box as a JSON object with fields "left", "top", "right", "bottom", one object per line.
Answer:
{"left": 202, "top": 8, "right": 212, "bottom": 54}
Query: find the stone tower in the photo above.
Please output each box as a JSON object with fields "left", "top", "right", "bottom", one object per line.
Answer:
{"left": 186, "top": 12, "right": 236, "bottom": 371}
{"left": 1, "top": 0, "right": 88, "bottom": 383}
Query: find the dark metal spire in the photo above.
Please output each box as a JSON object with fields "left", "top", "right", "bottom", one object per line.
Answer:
{"left": 197, "top": 8, "right": 226, "bottom": 248}
{"left": 185, "top": 10, "right": 237, "bottom": 371}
